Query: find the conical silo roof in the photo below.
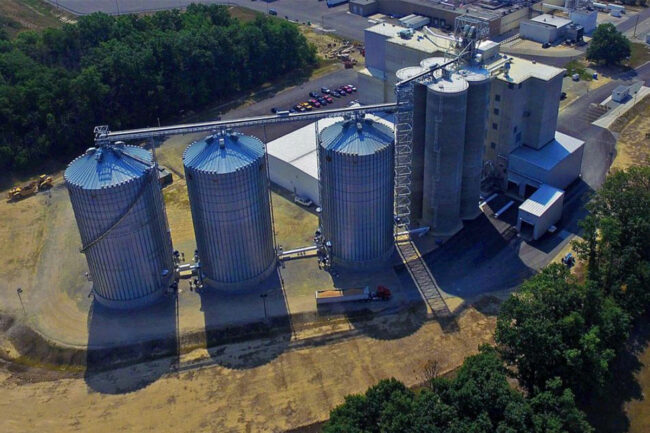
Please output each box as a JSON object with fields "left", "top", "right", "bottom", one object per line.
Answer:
{"left": 183, "top": 132, "right": 265, "bottom": 174}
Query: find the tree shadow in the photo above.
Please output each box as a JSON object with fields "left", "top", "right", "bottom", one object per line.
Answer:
{"left": 580, "top": 317, "right": 650, "bottom": 433}
{"left": 199, "top": 270, "right": 292, "bottom": 370}
{"left": 84, "top": 295, "right": 179, "bottom": 394}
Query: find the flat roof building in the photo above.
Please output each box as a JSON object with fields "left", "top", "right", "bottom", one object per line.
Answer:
{"left": 520, "top": 13, "right": 573, "bottom": 43}
{"left": 517, "top": 184, "right": 565, "bottom": 240}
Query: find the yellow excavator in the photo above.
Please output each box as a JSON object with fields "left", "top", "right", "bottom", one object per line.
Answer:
{"left": 7, "top": 175, "right": 54, "bottom": 201}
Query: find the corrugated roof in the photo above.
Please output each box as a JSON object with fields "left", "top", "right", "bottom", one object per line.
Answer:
{"left": 320, "top": 118, "right": 393, "bottom": 156}
{"left": 519, "top": 184, "right": 564, "bottom": 217}
{"left": 65, "top": 145, "right": 153, "bottom": 190}
{"left": 183, "top": 132, "right": 264, "bottom": 174}
{"left": 510, "top": 131, "right": 584, "bottom": 171}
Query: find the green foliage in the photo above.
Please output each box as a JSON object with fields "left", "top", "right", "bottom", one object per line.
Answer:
{"left": 323, "top": 348, "right": 592, "bottom": 433}
{"left": 0, "top": 4, "right": 317, "bottom": 171}
{"left": 586, "top": 23, "right": 631, "bottom": 65}
{"left": 495, "top": 265, "right": 630, "bottom": 396}
{"left": 573, "top": 166, "right": 650, "bottom": 318}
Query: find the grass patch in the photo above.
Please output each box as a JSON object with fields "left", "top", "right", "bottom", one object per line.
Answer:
{"left": 626, "top": 42, "right": 650, "bottom": 69}
{"left": 564, "top": 59, "right": 593, "bottom": 81}
{"left": 0, "top": 0, "right": 74, "bottom": 37}
{"left": 228, "top": 5, "right": 263, "bottom": 23}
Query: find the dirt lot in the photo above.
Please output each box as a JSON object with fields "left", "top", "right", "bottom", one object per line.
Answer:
{"left": 0, "top": 306, "right": 496, "bottom": 433}
{"left": 610, "top": 95, "right": 650, "bottom": 170}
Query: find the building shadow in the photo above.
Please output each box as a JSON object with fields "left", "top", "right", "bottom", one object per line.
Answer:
{"left": 422, "top": 213, "right": 535, "bottom": 298}
{"left": 84, "top": 294, "right": 179, "bottom": 394}
{"left": 317, "top": 266, "right": 428, "bottom": 340}
{"left": 199, "top": 270, "right": 292, "bottom": 370}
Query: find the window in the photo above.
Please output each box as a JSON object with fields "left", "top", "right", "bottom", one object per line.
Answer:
{"left": 495, "top": 94, "right": 501, "bottom": 102}
{"left": 493, "top": 108, "right": 500, "bottom": 115}
{"left": 490, "top": 142, "right": 496, "bottom": 149}
{"left": 492, "top": 123, "right": 498, "bottom": 130}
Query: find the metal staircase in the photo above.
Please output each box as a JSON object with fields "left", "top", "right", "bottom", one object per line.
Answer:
{"left": 395, "top": 234, "right": 451, "bottom": 319}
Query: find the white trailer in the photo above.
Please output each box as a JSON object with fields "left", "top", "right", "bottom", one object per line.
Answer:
{"left": 315, "top": 286, "right": 391, "bottom": 305}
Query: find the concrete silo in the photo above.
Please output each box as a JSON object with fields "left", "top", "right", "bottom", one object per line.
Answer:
{"left": 183, "top": 131, "right": 276, "bottom": 289}
{"left": 319, "top": 116, "right": 395, "bottom": 270}
{"left": 422, "top": 70, "right": 469, "bottom": 236}
{"left": 65, "top": 144, "right": 174, "bottom": 309}
{"left": 459, "top": 67, "right": 491, "bottom": 220}
{"left": 396, "top": 66, "right": 427, "bottom": 222}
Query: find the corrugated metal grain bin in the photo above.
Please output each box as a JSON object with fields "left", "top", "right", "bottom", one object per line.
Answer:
{"left": 65, "top": 144, "right": 174, "bottom": 309}
{"left": 422, "top": 70, "right": 469, "bottom": 236}
{"left": 319, "top": 117, "right": 395, "bottom": 269}
{"left": 458, "top": 67, "right": 491, "bottom": 220}
{"left": 183, "top": 131, "right": 276, "bottom": 289}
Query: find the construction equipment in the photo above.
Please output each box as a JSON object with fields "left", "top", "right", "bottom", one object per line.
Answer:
{"left": 315, "top": 285, "right": 391, "bottom": 305}
{"left": 7, "top": 181, "right": 38, "bottom": 201}
{"left": 7, "top": 174, "right": 54, "bottom": 201}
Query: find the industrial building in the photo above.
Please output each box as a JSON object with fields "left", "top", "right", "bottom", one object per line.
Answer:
{"left": 183, "top": 131, "right": 276, "bottom": 289}
{"left": 349, "top": 0, "right": 530, "bottom": 37}
{"left": 65, "top": 144, "right": 174, "bottom": 309}
{"left": 318, "top": 116, "right": 395, "bottom": 269}
{"left": 517, "top": 184, "right": 565, "bottom": 240}
{"left": 520, "top": 14, "right": 572, "bottom": 43}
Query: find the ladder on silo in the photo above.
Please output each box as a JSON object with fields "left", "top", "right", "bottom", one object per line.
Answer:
{"left": 395, "top": 233, "right": 451, "bottom": 319}
{"left": 394, "top": 82, "right": 414, "bottom": 229}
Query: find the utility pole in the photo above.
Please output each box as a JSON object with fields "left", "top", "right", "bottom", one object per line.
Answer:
{"left": 633, "top": 15, "right": 640, "bottom": 38}
{"left": 115, "top": 0, "right": 120, "bottom": 15}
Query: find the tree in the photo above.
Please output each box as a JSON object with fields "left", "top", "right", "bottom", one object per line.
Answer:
{"left": 324, "top": 348, "right": 593, "bottom": 433}
{"left": 586, "top": 23, "right": 631, "bottom": 65}
{"left": 573, "top": 167, "right": 650, "bottom": 319}
{"left": 495, "top": 265, "right": 630, "bottom": 397}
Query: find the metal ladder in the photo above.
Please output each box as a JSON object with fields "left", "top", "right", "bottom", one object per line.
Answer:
{"left": 394, "top": 82, "right": 414, "bottom": 229}
{"left": 395, "top": 234, "right": 451, "bottom": 319}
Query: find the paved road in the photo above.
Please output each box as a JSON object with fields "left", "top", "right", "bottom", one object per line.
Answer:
{"left": 46, "top": 0, "right": 369, "bottom": 41}
{"left": 617, "top": 7, "right": 650, "bottom": 34}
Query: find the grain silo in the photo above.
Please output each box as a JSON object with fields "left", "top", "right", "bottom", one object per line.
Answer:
{"left": 422, "top": 69, "right": 469, "bottom": 236}
{"left": 183, "top": 130, "right": 276, "bottom": 289}
{"left": 318, "top": 116, "right": 394, "bottom": 270}
{"left": 396, "top": 66, "right": 427, "bottom": 222}
{"left": 459, "top": 67, "right": 491, "bottom": 220}
{"left": 65, "top": 144, "right": 174, "bottom": 309}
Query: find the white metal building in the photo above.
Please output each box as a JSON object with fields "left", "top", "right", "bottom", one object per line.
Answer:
{"left": 507, "top": 131, "right": 584, "bottom": 197}
{"left": 520, "top": 14, "right": 572, "bottom": 43}
{"left": 517, "top": 184, "right": 565, "bottom": 240}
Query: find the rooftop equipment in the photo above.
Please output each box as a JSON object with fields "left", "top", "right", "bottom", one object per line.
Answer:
{"left": 65, "top": 144, "right": 174, "bottom": 309}
{"left": 183, "top": 130, "right": 276, "bottom": 289}
{"left": 318, "top": 116, "right": 395, "bottom": 269}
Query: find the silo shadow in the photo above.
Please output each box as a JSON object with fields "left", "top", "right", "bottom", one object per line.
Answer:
{"left": 199, "top": 270, "right": 292, "bottom": 369}
{"left": 84, "top": 294, "right": 179, "bottom": 394}
{"left": 319, "top": 266, "right": 428, "bottom": 340}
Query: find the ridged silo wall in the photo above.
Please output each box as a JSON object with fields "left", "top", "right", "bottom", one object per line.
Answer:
{"left": 460, "top": 72, "right": 491, "bottom": 220}
{"left": 319, "top": 119, "right": 395, "bottom": 269}
{"left": 422, "top": 76, "right": 468, "bottom": 236}
{"left": 184, "top": 134, "right": 275, "bottom": 289}
{"left": 65, "top": 146, "right": 174, "bottom": 309}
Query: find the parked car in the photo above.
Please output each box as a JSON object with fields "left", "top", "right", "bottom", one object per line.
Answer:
{"left": 331, "top": 91, "right": 341, "bottom": 98}
{"left": 271, "top": 107, "right": 279, "bottom": 113}
{"left": 542, "top": 42, "right": 551, "bottom": 49}
{"left": 560, "top": 92, "right": 567, "bottom": 100}
{"left": 268, "top": 9, "right": 277, "bottom": 16}
{"left": 309, "top": 91, "right": 319, "bottom": 98}
{"left": 318, "top": 97, "right": 328, "bottom": 105}
{"left": 294, "top": 196, "right": 313, "bottom": 207}
{"left": 346, "top": 84, "right": 357, "bottom": 92}
{"left": 321, "top": 87, "right": 331, "bottom": 94}
{"left": 325, "top": 95, "right": 333, "bottom": 103}
{"left": 309, "top": 99, "right": 321, "bottom": 108}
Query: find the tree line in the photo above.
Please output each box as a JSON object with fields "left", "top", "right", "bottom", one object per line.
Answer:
{"left": 0, "top": 4, "right": 317, "bottom": 170}
{"left": 325, "top": 166, "right": 650, "bottom": 432}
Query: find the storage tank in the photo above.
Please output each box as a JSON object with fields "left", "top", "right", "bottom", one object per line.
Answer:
{"left": 65, "top": 144, "right": 174, "bottom": 309}
{"left": 422, "top": 70, "right": 469, "bottom": 236}
{"left": 458, "top": 67, "right": 491, "bottom": 220}
{"left": 319, "top": 116, "right": 395, "bottom": 269}
{"left": 183, "top": 130, "right": 275, "bottom": 289}
{"left": 396, "top": 66, "right": 427, "bottom": 222}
